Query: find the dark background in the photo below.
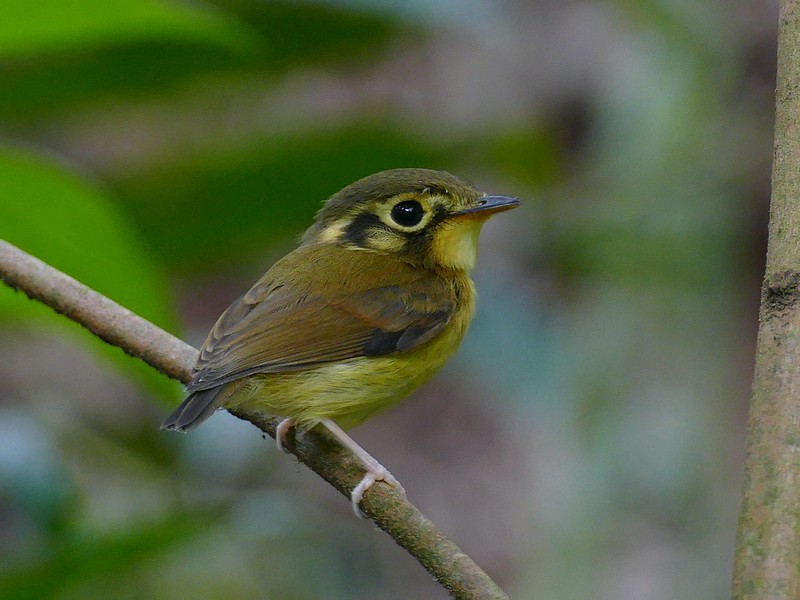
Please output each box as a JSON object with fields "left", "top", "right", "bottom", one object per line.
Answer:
{"left": 0, "top": 1, "right": 776, "bottom": 598}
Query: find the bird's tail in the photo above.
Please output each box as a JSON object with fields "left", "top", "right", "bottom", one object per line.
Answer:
{"left": 161, "top": 387, "right": 224, "bottom": 432}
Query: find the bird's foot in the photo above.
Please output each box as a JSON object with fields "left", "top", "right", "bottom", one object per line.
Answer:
{"left": 350, "top": 464, "right": 405, "bottom": 518}
{"left": 320, "top": 419, "right": 406, "bottom": 518}
{"left": 275, "top": 417, "right": 296, "bottom": 453}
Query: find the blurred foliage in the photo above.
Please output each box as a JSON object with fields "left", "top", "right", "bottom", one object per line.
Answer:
{"left": 0, "top": 0, "right": 259, "bottom": 57}
{"left": 0, "top": 0, "right": 775, "bottom": 598}
{"left": 0, "top": 1, "right": 403, "bottom": 127}
{"left": 110, "top": 125, "right": 449, "bottom": 270}
{"left": 0, "top": 145, "right": 179, "bottom": 398}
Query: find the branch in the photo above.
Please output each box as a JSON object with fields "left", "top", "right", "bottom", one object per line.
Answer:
{"left": 732, "top": 2, "right": 800, "bottom": 597}
{"left": 0, "top": 239, "right": 508, "bottom": 600}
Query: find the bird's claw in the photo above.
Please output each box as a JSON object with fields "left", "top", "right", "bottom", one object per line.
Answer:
{"left": 350, "top": 466, "right": 406, "bottom": 518}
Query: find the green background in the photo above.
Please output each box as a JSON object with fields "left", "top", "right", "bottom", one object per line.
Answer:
{"left": 0, "top": 1, "right": 772, "bottom": 598}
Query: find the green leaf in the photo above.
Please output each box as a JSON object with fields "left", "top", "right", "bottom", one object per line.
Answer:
{"left": 0, "top": 0, "right": 260, "bottom": 57}
{"left": 0, "top": 144, "right": 180, "bottom": 401}
{"left": 0, "top": 2, "right": 406, "bottom": 128}
{"left": 0, "top": 41, "right": 255, "bottom": 125}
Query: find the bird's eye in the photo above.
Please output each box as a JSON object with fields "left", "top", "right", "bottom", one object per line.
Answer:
{"left": 390, "top": 200, "right": 424, "bottom": 227}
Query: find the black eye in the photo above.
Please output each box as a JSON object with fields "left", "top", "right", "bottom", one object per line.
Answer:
{"left": 390, "top": 200, "right": 424, "bottom": 227}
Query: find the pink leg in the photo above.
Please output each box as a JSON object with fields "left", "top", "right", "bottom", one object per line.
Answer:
{"left": 275, "top": 417, "right": 296, "bottom": 453}
{"left": 321, "top": 419, "right": 406, "bottom": 517}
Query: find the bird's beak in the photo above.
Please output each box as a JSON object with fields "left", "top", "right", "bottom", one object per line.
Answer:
{"left": 451, "top": 195, "right": 520, "bottom": 219}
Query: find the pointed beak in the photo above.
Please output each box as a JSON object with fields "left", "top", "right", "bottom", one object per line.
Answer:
{"left": 451, "top": 195, "right": 520, "bottom": 219}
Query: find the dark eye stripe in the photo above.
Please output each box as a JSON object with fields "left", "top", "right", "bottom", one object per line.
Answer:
{"left": 343, "top": 211, "right": 383, "bottom": 247}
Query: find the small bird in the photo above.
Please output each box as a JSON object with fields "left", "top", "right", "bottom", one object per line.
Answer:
{"left": 162, "top": 168, "right": 518, "bottom": 515}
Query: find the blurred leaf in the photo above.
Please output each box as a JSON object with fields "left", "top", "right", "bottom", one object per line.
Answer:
{"left": 207, "top": 0, "right": 408, "bottom": 65}
{"left": 0, "top": 41, "right": 255, "bottom": 126}
{"left": 0, "top": 1, "right": 407, "bottom": 128}
{"left": 108, "top": 125, "right": 451, "bottom": 271}
{"left": 0, "top": 0, "right": 260, "bottom": 58}
{"left": 0, "top": 143, "right": 180, "bottom": 400}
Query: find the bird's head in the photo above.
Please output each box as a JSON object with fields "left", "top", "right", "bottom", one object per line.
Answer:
{"left": 302, "top": 168, "right": 518, "bottom": 272}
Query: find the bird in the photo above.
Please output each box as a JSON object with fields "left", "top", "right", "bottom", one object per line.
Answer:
{"left": 161, "top": 168, "right": 519, "bottom": 515}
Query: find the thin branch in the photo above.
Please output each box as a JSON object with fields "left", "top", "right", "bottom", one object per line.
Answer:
{"left": 732, "top": 2, "right": 800, "bottom": 597}
{"left": 0, "top": 239, "right": 509, "bottom": 600}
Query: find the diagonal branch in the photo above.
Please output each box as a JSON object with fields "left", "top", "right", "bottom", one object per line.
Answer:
{"left": 0, "top": 239, "right": 508, "bottom": 600}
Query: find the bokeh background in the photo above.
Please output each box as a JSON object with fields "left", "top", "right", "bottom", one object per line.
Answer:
{"left": 0, "top": 1, "right": 777, "bottom": 598}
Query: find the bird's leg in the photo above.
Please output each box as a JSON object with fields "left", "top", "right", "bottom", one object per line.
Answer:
{"left": 275, "top": 417, "right": 296, "bottom": 453}
{"left": 320, "top": 419, "right": 406, "bottom": 518}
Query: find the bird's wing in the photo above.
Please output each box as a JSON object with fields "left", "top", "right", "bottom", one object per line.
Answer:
{"left": 187, "top": 244, "right": 455, "bottom": 392}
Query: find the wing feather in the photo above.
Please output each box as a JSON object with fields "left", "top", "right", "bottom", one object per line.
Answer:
{"left": 187, "top": 244, "right": 455, "bottom": 392}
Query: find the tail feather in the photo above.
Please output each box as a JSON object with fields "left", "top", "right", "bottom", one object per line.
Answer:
{"left": 161, "top": 387, "right": 223, "bottom": 432}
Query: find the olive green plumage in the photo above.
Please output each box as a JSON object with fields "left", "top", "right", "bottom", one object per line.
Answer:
{"left": 162, "top": 168, "right": 518, "bottom": 433}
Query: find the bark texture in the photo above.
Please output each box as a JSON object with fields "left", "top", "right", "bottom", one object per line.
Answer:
{"left": 733, "top": 2, "right": 800, "bottom": 597}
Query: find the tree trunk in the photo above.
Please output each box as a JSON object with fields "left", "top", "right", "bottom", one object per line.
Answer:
{"left": 732, "top": 2, "right": 800, "bottom": 597}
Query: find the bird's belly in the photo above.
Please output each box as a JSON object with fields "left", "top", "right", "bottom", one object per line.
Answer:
{"left": 224, "top": 300, "right": 472, "bottom": 430}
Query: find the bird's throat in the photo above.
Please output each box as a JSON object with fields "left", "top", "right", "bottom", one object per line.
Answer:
{"left": 429, "top": 220, "right": 482, "bottom": 272}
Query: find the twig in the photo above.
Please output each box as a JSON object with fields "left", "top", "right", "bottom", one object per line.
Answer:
{"left": 732, "top": 2, "right": 800, "bottom": 597}
{"left": 0, "top": 239, "right": 509, "bottom": 600}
